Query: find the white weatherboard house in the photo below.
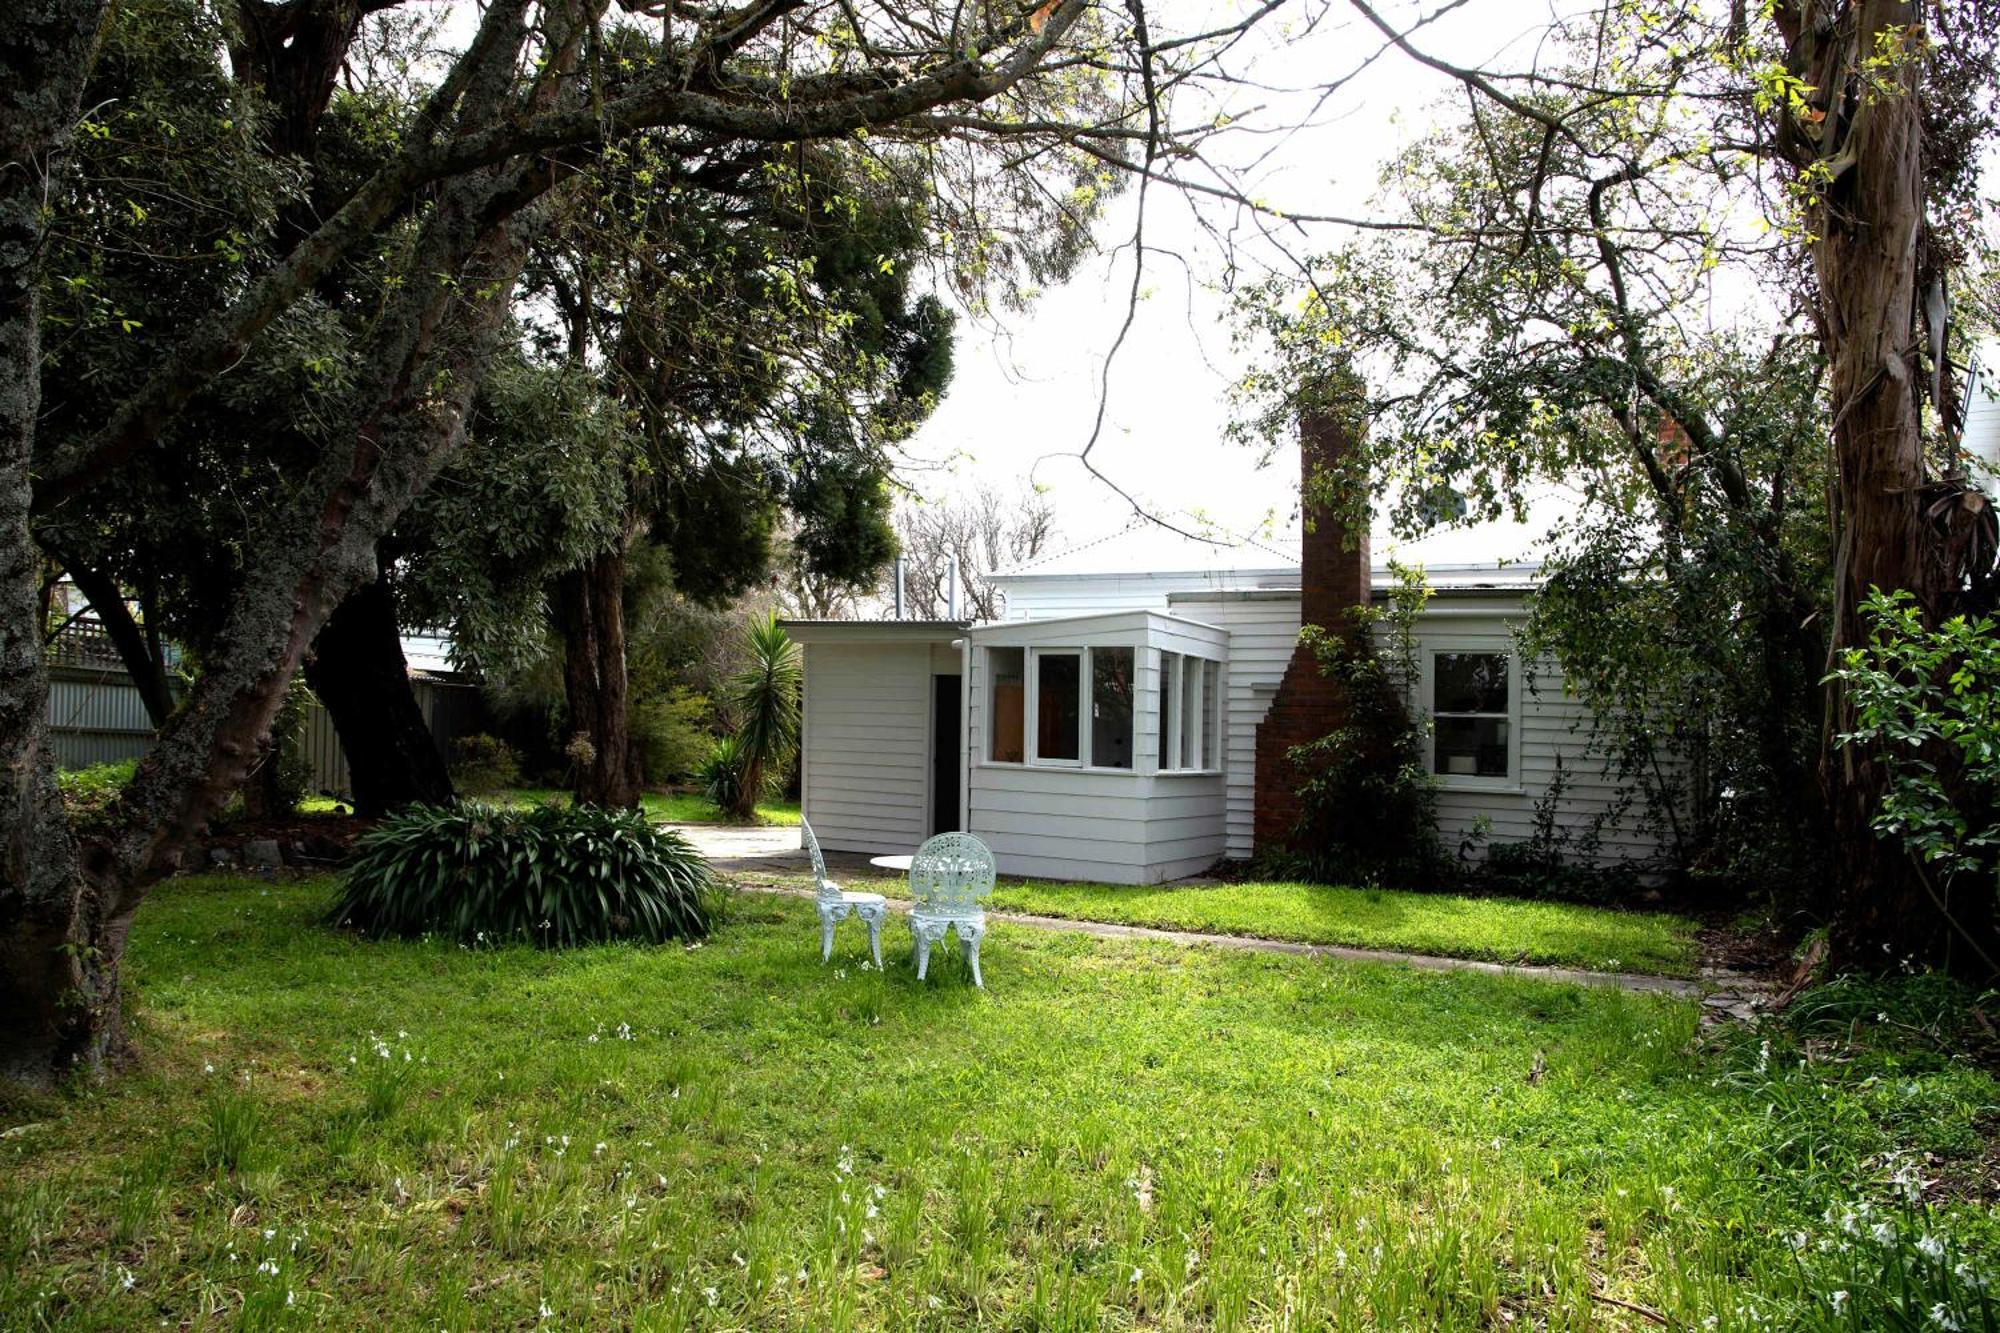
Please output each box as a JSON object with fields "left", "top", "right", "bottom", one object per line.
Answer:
{"left": 786, "top": 419, "right": 1659, "bottom": 884}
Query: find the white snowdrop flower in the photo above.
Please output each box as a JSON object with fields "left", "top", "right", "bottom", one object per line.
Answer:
{"left": 1873, "top": 1222, "right": 1897, "bottom": 1245}
{"left": 1702, "top": 1319, "right": 1717, "bottom": 1331}
{"left": 926, "top": 1295, "right": 941, "bottom": 1310}
{"left": 257, "top": 1260, "right": 279, "bottom": 1276}
{"left": 837, "top": 1146, "right": 854, "bottom": 1175}
{"left": 1185, "top": 1253, "right": 1199, "bottom": 1275}
{"left": 593, "top": 1142, "right": 606, "bottom": 1157}
{"left": 703, "top": 1287, "right": 719, "bottom": 1307}
{"left": 1830, "top": 1291, "right": 1849, "bottom": 1314}
{"left": 1919, "top": 1235, "right": 1947, "bottom": 1261}
{"left": 285, "top": 1289, "right": 294, "bottom": 1308}
{"left": 118, "top": 1266, "right": 135, "bottom": 1291}
{"left": 1788, "top": 1231, "right": 1808, "bottom": 1251}
{"left": 871, "top": 1183, "right": 887, "bottom": 1200}
{"left": 1129, "top": 1267, "right": 1143, "bottom": 1285}
{"left": 1333, "top": 1247, "right": 1347, "bottom": 1270}
{"left": 203, "top": 1062, "right": 215, "bottom": 1074}
{"left": 263, "top": 1228, "right": 275, "bottom": 1241}
{"left": 539, "top": 1301, "right": 554, "bottom": 1320}
{"left": 797, "top": 1267, "right": 809, "bottom": 1285}
{"left": 1932, "top": 1304, "right": 1962, "bottom": 1331}
{"left": 731, "top": 1251, "right": 746, "bottom": 1268}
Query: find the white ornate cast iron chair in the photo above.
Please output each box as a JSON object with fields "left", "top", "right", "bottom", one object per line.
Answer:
{"left": 802, "top": 818, "right": 887, "bottom": 967}
{"left": 907, "top": 832, "right": 997, "bottom": 988}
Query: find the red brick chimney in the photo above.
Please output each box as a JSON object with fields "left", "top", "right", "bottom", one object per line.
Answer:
{"left": 1253, "top": 406, "right": 1372, "bottom": 855}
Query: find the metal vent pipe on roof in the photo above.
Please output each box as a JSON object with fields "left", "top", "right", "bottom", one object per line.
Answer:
{"left": 893, "top": 556, "right": 906, "bottom": 618}
{"left": 946, "top": 555, "right": 959, "bottom": 619}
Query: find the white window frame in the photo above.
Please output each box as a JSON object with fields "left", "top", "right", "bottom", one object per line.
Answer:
{"left": 1086, "top": 644, "right": 1136, "bottom": 771}
{"left": 1156, "top": 649, "right": 1222, "bottom": 775}
{"left": 985, "top": 645, "right": 1027, "bottom": 765}
{"left": 1422, "top": 643, "right": 1521, "bottom": 791}
{"left": 1027, "top": 647, "right": 1086, "bottom": 767}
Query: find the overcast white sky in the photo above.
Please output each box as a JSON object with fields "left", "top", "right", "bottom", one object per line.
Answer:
{"left": 892, "top": 0, "right": 1581, "bottom": 564}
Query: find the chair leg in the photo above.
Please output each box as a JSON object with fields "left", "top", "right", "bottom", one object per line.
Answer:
{"left": 961, "top": 922, "right": 985, "bottom": 990}
{"left": 914, "top": 926, "right": 933, "bottom": 981}
{"left": 819, "top": 907, "right": 836, "bottom": 963}
{"left": 862, "top": 907, "right": 884, "bottom": 970}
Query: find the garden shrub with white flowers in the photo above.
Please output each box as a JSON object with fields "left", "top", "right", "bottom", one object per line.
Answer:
{"left": 333, "top": 801, "right": 718, "bottom": 946}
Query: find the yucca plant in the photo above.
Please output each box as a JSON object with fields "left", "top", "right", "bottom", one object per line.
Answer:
{"left": 699, "top": 735, "right": 748, "bottom": 814}
{"left": 723, "top": 612, "right": 801, "bottom": 819}
{"left": 332, "top": 802, "right": 717, "bottom": 947}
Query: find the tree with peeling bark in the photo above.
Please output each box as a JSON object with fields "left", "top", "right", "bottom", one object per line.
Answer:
{"left": 0, "top": 0, "right": 1272, "bottom": 1088}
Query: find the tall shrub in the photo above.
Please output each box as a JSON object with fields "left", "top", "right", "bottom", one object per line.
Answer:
{"left": 723, "top": 613, "right": 801, "bottom": 819}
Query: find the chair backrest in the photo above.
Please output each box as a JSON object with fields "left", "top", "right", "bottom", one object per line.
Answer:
{"left": 907, "top": 833, "right": 997, "bottom": 916}
{"left": 801, "top": 818, "right": 839, "bottom": 901}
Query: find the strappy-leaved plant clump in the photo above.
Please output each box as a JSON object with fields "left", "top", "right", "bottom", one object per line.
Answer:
{"left": 333, "top": 802, "right": 717, "bottom": 947}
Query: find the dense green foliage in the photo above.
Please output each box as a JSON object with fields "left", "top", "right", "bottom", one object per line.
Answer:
{"left": 1834, "top": 590, "right": 2000, "bottom": 970}
{"left": 447, "top": 735, "right": 524, "bottom": 797}
{"left": 334, "top": 804, "right": 715, "bottom": 948}
{"left": 53, "top": 759, "right": 138, "bottom": 833}
{"left": 4, "top": 877, "right": 1995, "bottom": 1328}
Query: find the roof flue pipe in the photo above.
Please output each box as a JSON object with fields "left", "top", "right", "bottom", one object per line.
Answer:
{"left": 893, "top": 555, "right": 906, "bottom": 619}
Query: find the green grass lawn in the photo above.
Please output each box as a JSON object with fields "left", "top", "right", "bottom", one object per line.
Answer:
{"left": 4, "top": 875, "right": 1995, "bottom": 1330}
{"left": 984, "top": 878, "right": 1701, "bottom": 978}
{"left": 302, "top": 789, "right": 804, "bottom": 825}
{"left": 506, "top": 787, "right": 801, "bottom": 826}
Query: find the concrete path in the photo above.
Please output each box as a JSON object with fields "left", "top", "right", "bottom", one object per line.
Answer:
{"left": 663, "top": 823, "right": 1768, "bottom": 1013}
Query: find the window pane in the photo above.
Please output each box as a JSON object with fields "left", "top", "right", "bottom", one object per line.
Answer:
{"left": 1202, "top": 660, "right": 1221, "bottom": 768}
{"left": 1179, "top": 655, "right": 1200, "bottom": 769}
{"left": 1091, "top": 647, "right": 1135, "bottom": 769}
{"left": 1036, "top": 652, "right": 1081, "bottom": 761}
{"left": 1434, "top": 715, "right": 1509, "bottom": 777}
{"left": 989, "top": 647, "right": 1024, "bottom": 762}
{"left": 1434, "top": 652, "right": 1509, "bottom": 715}
{"left": 1158, "top": 652, "right": 1177, "bottom": 768}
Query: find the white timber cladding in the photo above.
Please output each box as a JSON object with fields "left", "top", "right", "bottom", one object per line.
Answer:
{"left": 1171, "top": 589, "right": 1664, "bottom": 866}
{"left": 992, "top": 570, "right": 1293, "bottom": 621}
{"left": 963, "top": 611, "right": 1229, "bottom": 884}
{"left": 799, "top": 640, "right": 935, "bottom": 856}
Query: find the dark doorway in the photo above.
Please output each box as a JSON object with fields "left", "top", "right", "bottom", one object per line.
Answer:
{"left": 931, "top": 674, "right": 962, "bottom": 835}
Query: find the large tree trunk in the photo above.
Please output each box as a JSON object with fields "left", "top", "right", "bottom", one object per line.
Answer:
{"left": 555, "top": 545, "right": 641, "bottom": 809}
{"left": 60, "top": 554, "right": 176, "bottom": 726}
{"left": 1776, "top": 0, "right": 1987, "bottom": 970}
{"left": 305, "top": 573, "right": 455, "bottom": 815}
{"left": 0, "top": 0, "right": 116, "bottom": 1085}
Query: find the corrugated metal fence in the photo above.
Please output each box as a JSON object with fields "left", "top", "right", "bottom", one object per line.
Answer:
{"left": 47, "top": 666, "right": 482, "bottom": 800}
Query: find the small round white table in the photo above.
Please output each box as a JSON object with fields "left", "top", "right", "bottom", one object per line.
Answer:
{"left": 868, "top": 854, "right": 914, "bottom": 871}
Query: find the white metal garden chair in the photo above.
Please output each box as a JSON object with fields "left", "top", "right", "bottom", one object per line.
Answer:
{"left": 802, "top": 818, "right": 887, "bottom": 967}
{"left": 906, "top": 832, "right": 997, "bottom": 988}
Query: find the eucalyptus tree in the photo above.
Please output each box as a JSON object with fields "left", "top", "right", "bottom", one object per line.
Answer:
{"left": 0, "top": 0, "right": 1287, "bottom": 1086}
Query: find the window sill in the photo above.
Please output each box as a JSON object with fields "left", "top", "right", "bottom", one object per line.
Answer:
{"left": 1434, "top": 774, "right": 1523, "bottom": 795}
